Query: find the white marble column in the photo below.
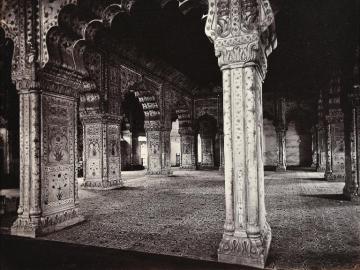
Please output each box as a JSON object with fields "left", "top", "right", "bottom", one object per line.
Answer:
{"left": 275, "top": 127, "right": 287, "bottom": 172}
{"left": 146, "top": 128, "right": 172, "bottom": 176}
{"left": 275, "top": 97, "right": 286, "bottom": 171}
{"left": 343, "top": 55, "right": 360, "bottom": 200}
{"left": 131, "top": 133, "right": 142, "bottom": 167}
{"left": 325, "top": 111, "right": 345, "bottom": 182}
{"left": 81, "top": 115, "right": 123, "bottom": 189}
{"left": 218, "top": 130, "right": 224, "bottom": 172}
{"left": 179, "top": 130, "right": 196, "bottom": 170}
{"left": 12, "top": 83, "right": 84, "bottom": 237}
{"left": 344, "top": 104, "right": 360, "bottom": 201}
{"left": 311, "top": 127, "right": 318, "bottom": 168}
{"left": 205, "top": 0, "right": 276, "bottom": 267}
{"left": 316, "top": 125, "right": 327, "bottom": 172}
{"left": 316, "top": 93, "right": 327, "bottom": 172}
{"left": 200, "top": 134, "right": 215, "bottom": 169}
{"left": 325, "top": 121, "right": 335, "bottom": 180}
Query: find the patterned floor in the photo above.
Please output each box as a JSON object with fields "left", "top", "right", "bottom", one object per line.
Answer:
{"left": 40, "top": 169, "right": 360, "bottom": 270}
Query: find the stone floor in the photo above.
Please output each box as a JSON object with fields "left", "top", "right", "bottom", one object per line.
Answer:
{"left": 21, "top": 170, "right": 360, "bottom": 269}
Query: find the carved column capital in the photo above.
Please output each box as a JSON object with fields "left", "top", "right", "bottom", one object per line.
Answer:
{"left": 205, "top": 0, "right": 277, "bottom": 76}
{"left": 349, "top": 91, "right": 360, "bottom": 108}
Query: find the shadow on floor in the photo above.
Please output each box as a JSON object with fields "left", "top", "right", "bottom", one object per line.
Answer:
{"left": 117, "top": 186, "right": 146, "bottom": 191}
{"left": 300, "top": 193, "right": 348, "bottom": 201}
{"left": 0, "top": 235, "right": 257, "bottom": 270}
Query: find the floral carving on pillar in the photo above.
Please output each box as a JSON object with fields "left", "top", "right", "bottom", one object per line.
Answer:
{"left": 205, "top": 0, "right": 276, "bottom": 268}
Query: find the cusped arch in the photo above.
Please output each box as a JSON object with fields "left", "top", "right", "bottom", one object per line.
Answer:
{"left": 127, "top": 81, "right": 161, "bottom": 125}
{"left": 195, "top": 113, "right": 218, "bottom": 136}
{"left": 44, "top": 1, "right": 132, "bottom": 71}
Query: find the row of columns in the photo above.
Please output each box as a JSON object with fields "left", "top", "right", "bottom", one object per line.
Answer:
{"left": 81, "top": 120, "right": 225, "bottom": 186}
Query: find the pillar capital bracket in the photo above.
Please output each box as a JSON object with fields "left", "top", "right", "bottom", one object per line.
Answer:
{"left": 205, "top": 0, "right": 277, "bottom": 76}
{"left": 349, "top": 90, "right": 360, "bottom": 108}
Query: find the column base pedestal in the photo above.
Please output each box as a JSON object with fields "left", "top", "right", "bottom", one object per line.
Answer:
{"left": 316, "top": 166, "right": 326, "bottom": 172}
{"left": 11, "top": 207, "right": 84, "bottom": 238}
{"left": 81, "top": 179, "right": 123, "bottom": 190}
{"left": 275, "top": 166, "right": 286, "bottom": 172}
{"left": 325, "top": 173, "right": 344, "bottom": 182}
{"left": 218, "top": 227, "right": 271, "bottom": 269}
{"left": 343, "top": 187, "right": 360, "bottom": 202}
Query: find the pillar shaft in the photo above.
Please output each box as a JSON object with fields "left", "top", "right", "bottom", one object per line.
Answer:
{"left": 344, "top": 103, "right": 360, "bottom": 200}
{"left": 316, "top": 125, "right": 327, "bottom": 172}
{"left": 275, "top": 128, "right": 286, "bottom": 171}
{"left": 205, "top": 0, "right": 276, "bottom": 267}
{"left": 132, "top": 134, "right": 141, "bottom": 166}
{"left": 146, "top": 129, "right": 172, "bottom": 175}
{"left": 179, "top": 133, "right": 196, "bottom": 169}
{"left": 81, "top": 115, "right": 123, "bottom": 189}
{"left": 325, "top": 122, "right": 334, "bottom": 180}
{"left": 12, "top": 89, "right": 84, "bottom": 237}
{"left": 311, "top": 127, "right": 318, "bottom": 168}
{"left": 325, "top": 113, "right": 345, "bottom": 181}
{"left": 200, "top": 135, "right": 215, "bottom": 169}
{"left": 218, "top": 65, "right": 271, "bottom": 268}
{"left": 218, "top": 131, "right": 224, "bottom": 172}
{"left": 275, "top": 97, "right": 287, "bottom": 171}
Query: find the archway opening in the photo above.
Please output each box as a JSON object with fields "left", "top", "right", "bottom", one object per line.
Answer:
{"left": 121, "top": 92, "right": 146, "bottom": 171}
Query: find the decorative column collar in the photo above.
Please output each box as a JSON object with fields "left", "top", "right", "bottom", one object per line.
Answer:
{"left": 205, "top": 0, "right": 277, "bottom": 77}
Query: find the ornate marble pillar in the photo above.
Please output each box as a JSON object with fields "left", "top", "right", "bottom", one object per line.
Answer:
{"left": 343, "top": 99, "right": 360, "bottom": 201}
{"left": 275, "top": 97, "right": 286, "bottom": 171}
{"left": 316, "top": 92, "right": 327, "bottom": 172}
{"left": 325, "top": 110, "right": 345, "bottom": 181}
{"left": 325, "top": 121, "right": 334, "bottom": 180}
{"left": 131, "top": 133, "right": 142, "bottom": 167}
{"left": 81, "top": 115, "right": 123, "bottom": 189}
{"left": 310, "top": 127, "right": 318, "bottom": 168}
{"left": 121, "top": 128, "right": 132, "bottom": 170}
{"left": 146, "top": 127, "right": 172, "bottom": 176}
{"left": 11, "top": 74, "right": 84, "bottom": 237}
{"left": 200, "top": 134, "right": 215, "bottom": 169}
{"left": 205, "top": 0, "right": 276, "bottom": 267}
{"left": 275, "top": 127, "right": 287, "bottom": 172}
{"left": 316, "top": 124, "right": 327, "bottom": 172}
{"left": 218, "top": 130, "right": 225, "bottom": 172}
{"left": 343, "top": 47, "right": 359, "bottom": 201}
{"left": 179, "top": 130, "right": 196, "bottom": 170}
